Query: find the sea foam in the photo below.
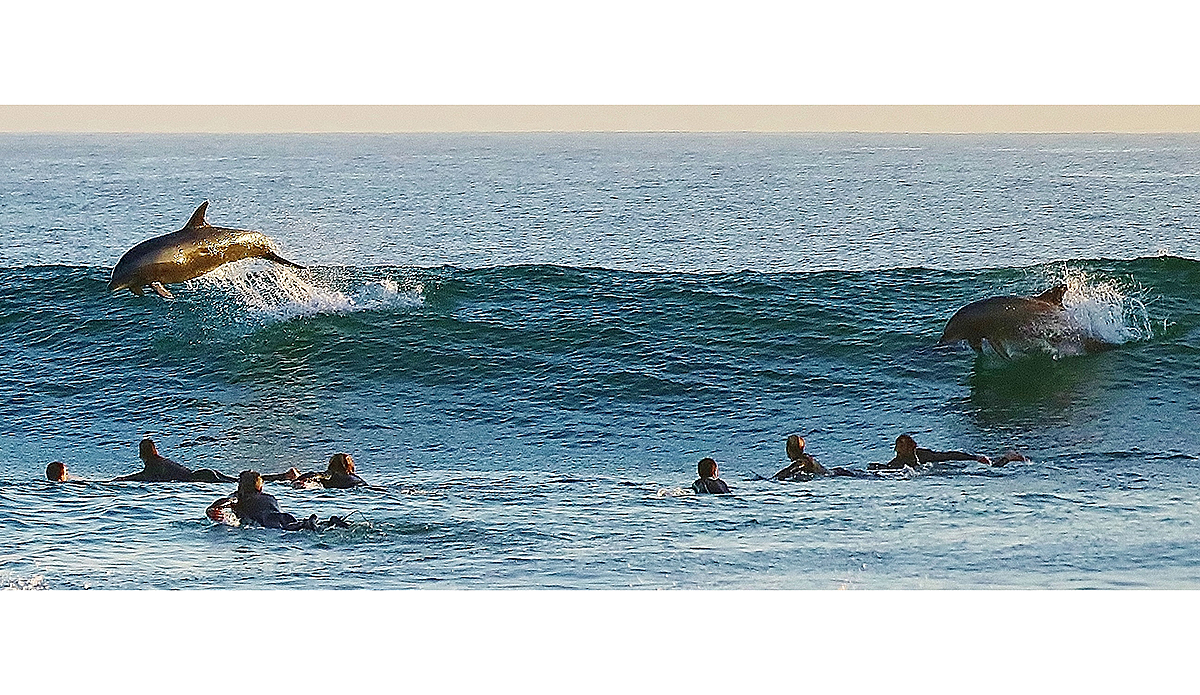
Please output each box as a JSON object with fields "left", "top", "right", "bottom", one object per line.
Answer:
{"left": 190, "top": 260, "right": 425, "bottom": 321}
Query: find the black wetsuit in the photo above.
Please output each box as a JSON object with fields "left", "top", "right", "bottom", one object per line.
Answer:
{"left": 297, "top": 471, "right": 367, "bottom": 489}
{"left": 775, "top": 454, "right": 861, "bottom": 479}
{"left": 775, "top": 453, "right": 826, "bottom": 480}
{"left": 113, "top": 455, "right": 236, "bottom": 483}
{"left": 233, "top": 492, "right": 315, "bottom": 531}
{"left": 868, "top": 447, "right": 978, "bottom": 471}
{"left": 692, "top": 477, "right": 731, "bottom": 494}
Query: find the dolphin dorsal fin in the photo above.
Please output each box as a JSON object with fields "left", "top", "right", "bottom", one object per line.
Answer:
{"left": 1035, "top": 284, "right": 1067, "bottom": 306}
{"left": 185, "top": 201, "right": 209, "bottom": 229}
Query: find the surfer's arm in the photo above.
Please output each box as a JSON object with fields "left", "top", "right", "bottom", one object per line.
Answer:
{"left": 918, "top": 448, "right": 989, "bottom": 464}
{"left": 111, "top": 471, "right": 149, "bottom": 482}
{"left": 772, "top": 463, "right": 799, "bottom": 480}
{"left": 261, "top": 467, "right": 300, "bottom": 482}
{"left": 206, "top": 495, "right": 236, "bottom": 515}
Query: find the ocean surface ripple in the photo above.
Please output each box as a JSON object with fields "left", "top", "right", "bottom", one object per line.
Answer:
{"left": 3, "top": 133, "right": 1200, "bottom": 588}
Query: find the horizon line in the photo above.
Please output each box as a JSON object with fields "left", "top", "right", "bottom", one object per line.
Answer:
{"left": 4, "top": 105, "right": 1200, "bottom": 134}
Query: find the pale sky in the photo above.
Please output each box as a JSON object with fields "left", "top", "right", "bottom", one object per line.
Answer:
{"left": 3, "top": 105, "right": 1200, "bottom": 133}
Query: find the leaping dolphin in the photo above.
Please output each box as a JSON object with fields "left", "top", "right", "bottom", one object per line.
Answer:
{"left": 938, "top": 285, "right": 1070, "bottom": 359}
{"left": 108, "top": 202, "right": 304, "bottom": 298}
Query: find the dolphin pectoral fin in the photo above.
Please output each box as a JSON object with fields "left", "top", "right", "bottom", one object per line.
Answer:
{"left": 130, "top": 285, "right": 145, "bottom": 297}
{"left": 262, "top": 251, "right": 305, "bottom": 270}
{"left": 185, "top": 201, "right": 209, "bottom": 229}
{"left": 150, "top": 282, "right": 174, "bottom": 299}
{"left": 968, "top": 337, "right": 983, "bottom": 353}
{"left": 989, "top": 338, "right": 1012, "bottom": 360}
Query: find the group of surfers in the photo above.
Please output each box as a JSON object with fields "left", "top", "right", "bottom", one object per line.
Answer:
{"left": 691, "top": 433, "right": 1028, "bottom": 494}
{"left": 46, "top": 437, "right": 368, "bottom": 530}
{"left": 46, "top": 433, "right": 1027, "bottom": 527}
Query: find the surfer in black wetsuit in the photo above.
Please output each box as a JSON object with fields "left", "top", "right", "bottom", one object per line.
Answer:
{"left": 773, "top": 435, "right": 859, "bottom": 479}
{"left": 293, "top": 453, "right": 367, "bottom": 489}
{"left": 46, "top": 461, "right": 69, "bottom": 481}
{"left": 692, "top": 457, "right": 731, "bottom": 494}
{"left": 867, "top": 434, "right": 1026, "bottom": 470}
{"left": 113, "top": 438, "right": 299, "bottom": 483}
{"left": 206, "top": 470, "right": 319, "bottom": 530}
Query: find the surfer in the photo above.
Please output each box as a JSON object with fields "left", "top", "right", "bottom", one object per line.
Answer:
{"left": 206, "top": 470, "right": 319, "bottom": 531}
{"left": 113, "top": 438, "right": 299, "bottom": 483}
{"left": 692, "top": 457, "right": 731, "bottom": 494}
{"left": 293, "top": 453, "right": 367, "bottom": 489}
{"left": 773, "top": 435, "right": 858, "bottom": 479}
{"left": 868, "top": 434, "right": 1026, "bottom": 470}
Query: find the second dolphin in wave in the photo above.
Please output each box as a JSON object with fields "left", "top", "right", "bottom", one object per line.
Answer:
{"left": 108, "top": 201, "right": 304, "bottom": 298}
{"left": 938, "top": 284, "right": 1112, "bottom": 359}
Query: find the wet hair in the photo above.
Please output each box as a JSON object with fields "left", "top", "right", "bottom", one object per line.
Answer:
{"left": 237, "top": 470, "right": 263, "bottom": 499}
{"left": 327, "top": 453, "right": 355, "bottom": 475}
{"left": 139, "top": 438, "right": 157, "bottom": 459}
{"left": 697, "top": 457, "right": 718, "bottom": 478}
{"left": 46, "top": 461, "right": 66, "bottom": 481}
{"left": 895, "top": 434, "right": 917, "bottom": 449}
{"left": 786, "top": 435, "right": 806, "bottom": 461}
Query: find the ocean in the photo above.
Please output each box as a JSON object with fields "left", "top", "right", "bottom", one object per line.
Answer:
{"left": 2, "top": 132, "right": 1199, "bottom": 589}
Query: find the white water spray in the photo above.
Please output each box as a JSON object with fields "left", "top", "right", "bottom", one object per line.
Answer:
{"left": 190, "top": 260, "right": 425, "bottom": 321}
{"left": 1015, "top": 266, "right": 1154, "bottom": 358}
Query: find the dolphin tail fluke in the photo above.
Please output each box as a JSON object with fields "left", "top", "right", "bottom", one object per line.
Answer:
{"left": 1035, "top": 284, "right": 1067, "bottom": 306}
{"left": 185, "top": 201, "right": 209, "bottom": 229}
{"left": 262, "top": 251, "right": 305, "bottom": 270}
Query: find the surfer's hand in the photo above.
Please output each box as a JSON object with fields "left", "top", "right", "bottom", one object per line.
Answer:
{"left": 975, "top": 455, "right": 991, "bottom": 465}
{"left": 283, "top": 467, "right": 300, "bottom": 481}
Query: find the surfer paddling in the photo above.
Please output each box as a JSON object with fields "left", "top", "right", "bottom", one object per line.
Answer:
{"left": 293, "top": 453, "right": 368, "bottom": 489}
{"left": 868, "top": 434, "right": 1027, "bottom": 470}
{"left": 773, "top": 435, "right": 858, "bottom": 479}
{"left": 207, "top": 470, "right": 319, "bottom": 530}
{"left": 114, "top": 438, "right": 299, "bottom": 483}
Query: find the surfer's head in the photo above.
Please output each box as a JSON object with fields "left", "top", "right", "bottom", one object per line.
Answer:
{"left": 237, "top": 470, "right": 264, "bottom": 498}
{"left": 46, "top": 461, "right": 67, "bottom": 482}
{"left": 697, "top": 457, "right": 718, "bottom": 479}
{"left": 327, "top": 453, "right": 355, "bottom": 476}
{"left": 786, "top": 435, "right": 806, "bottom": 461}
{"left": 894, "top": 434, "right": 917, "bottom": 457}
{"left": 139, "top": 438, "right": 159, "bottom": 461}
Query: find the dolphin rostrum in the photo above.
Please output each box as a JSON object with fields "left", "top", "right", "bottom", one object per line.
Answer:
{"left": 108, "top": 201, "right": 304, "bottom": 298}
{"left": 938, "top": 285, "right": 1070, "bottom": 359}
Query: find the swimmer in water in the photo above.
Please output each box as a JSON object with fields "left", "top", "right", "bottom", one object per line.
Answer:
{"left": 692, "top": 457, "right": 731, "bottom": 494}
{"left": 113, "top": 438, "right": 299, "bottom": 483}
{"left": 206, "top": 470, "right": 319, "bottom": 531}
{"left": 773, "top": 435, "right": 858, "bottom": 479}
{"left": 293, "top": 453, "right": 367, "bottom": 489}
{"left": 868, "top": 434, "right": 1027, "bottom": 470}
